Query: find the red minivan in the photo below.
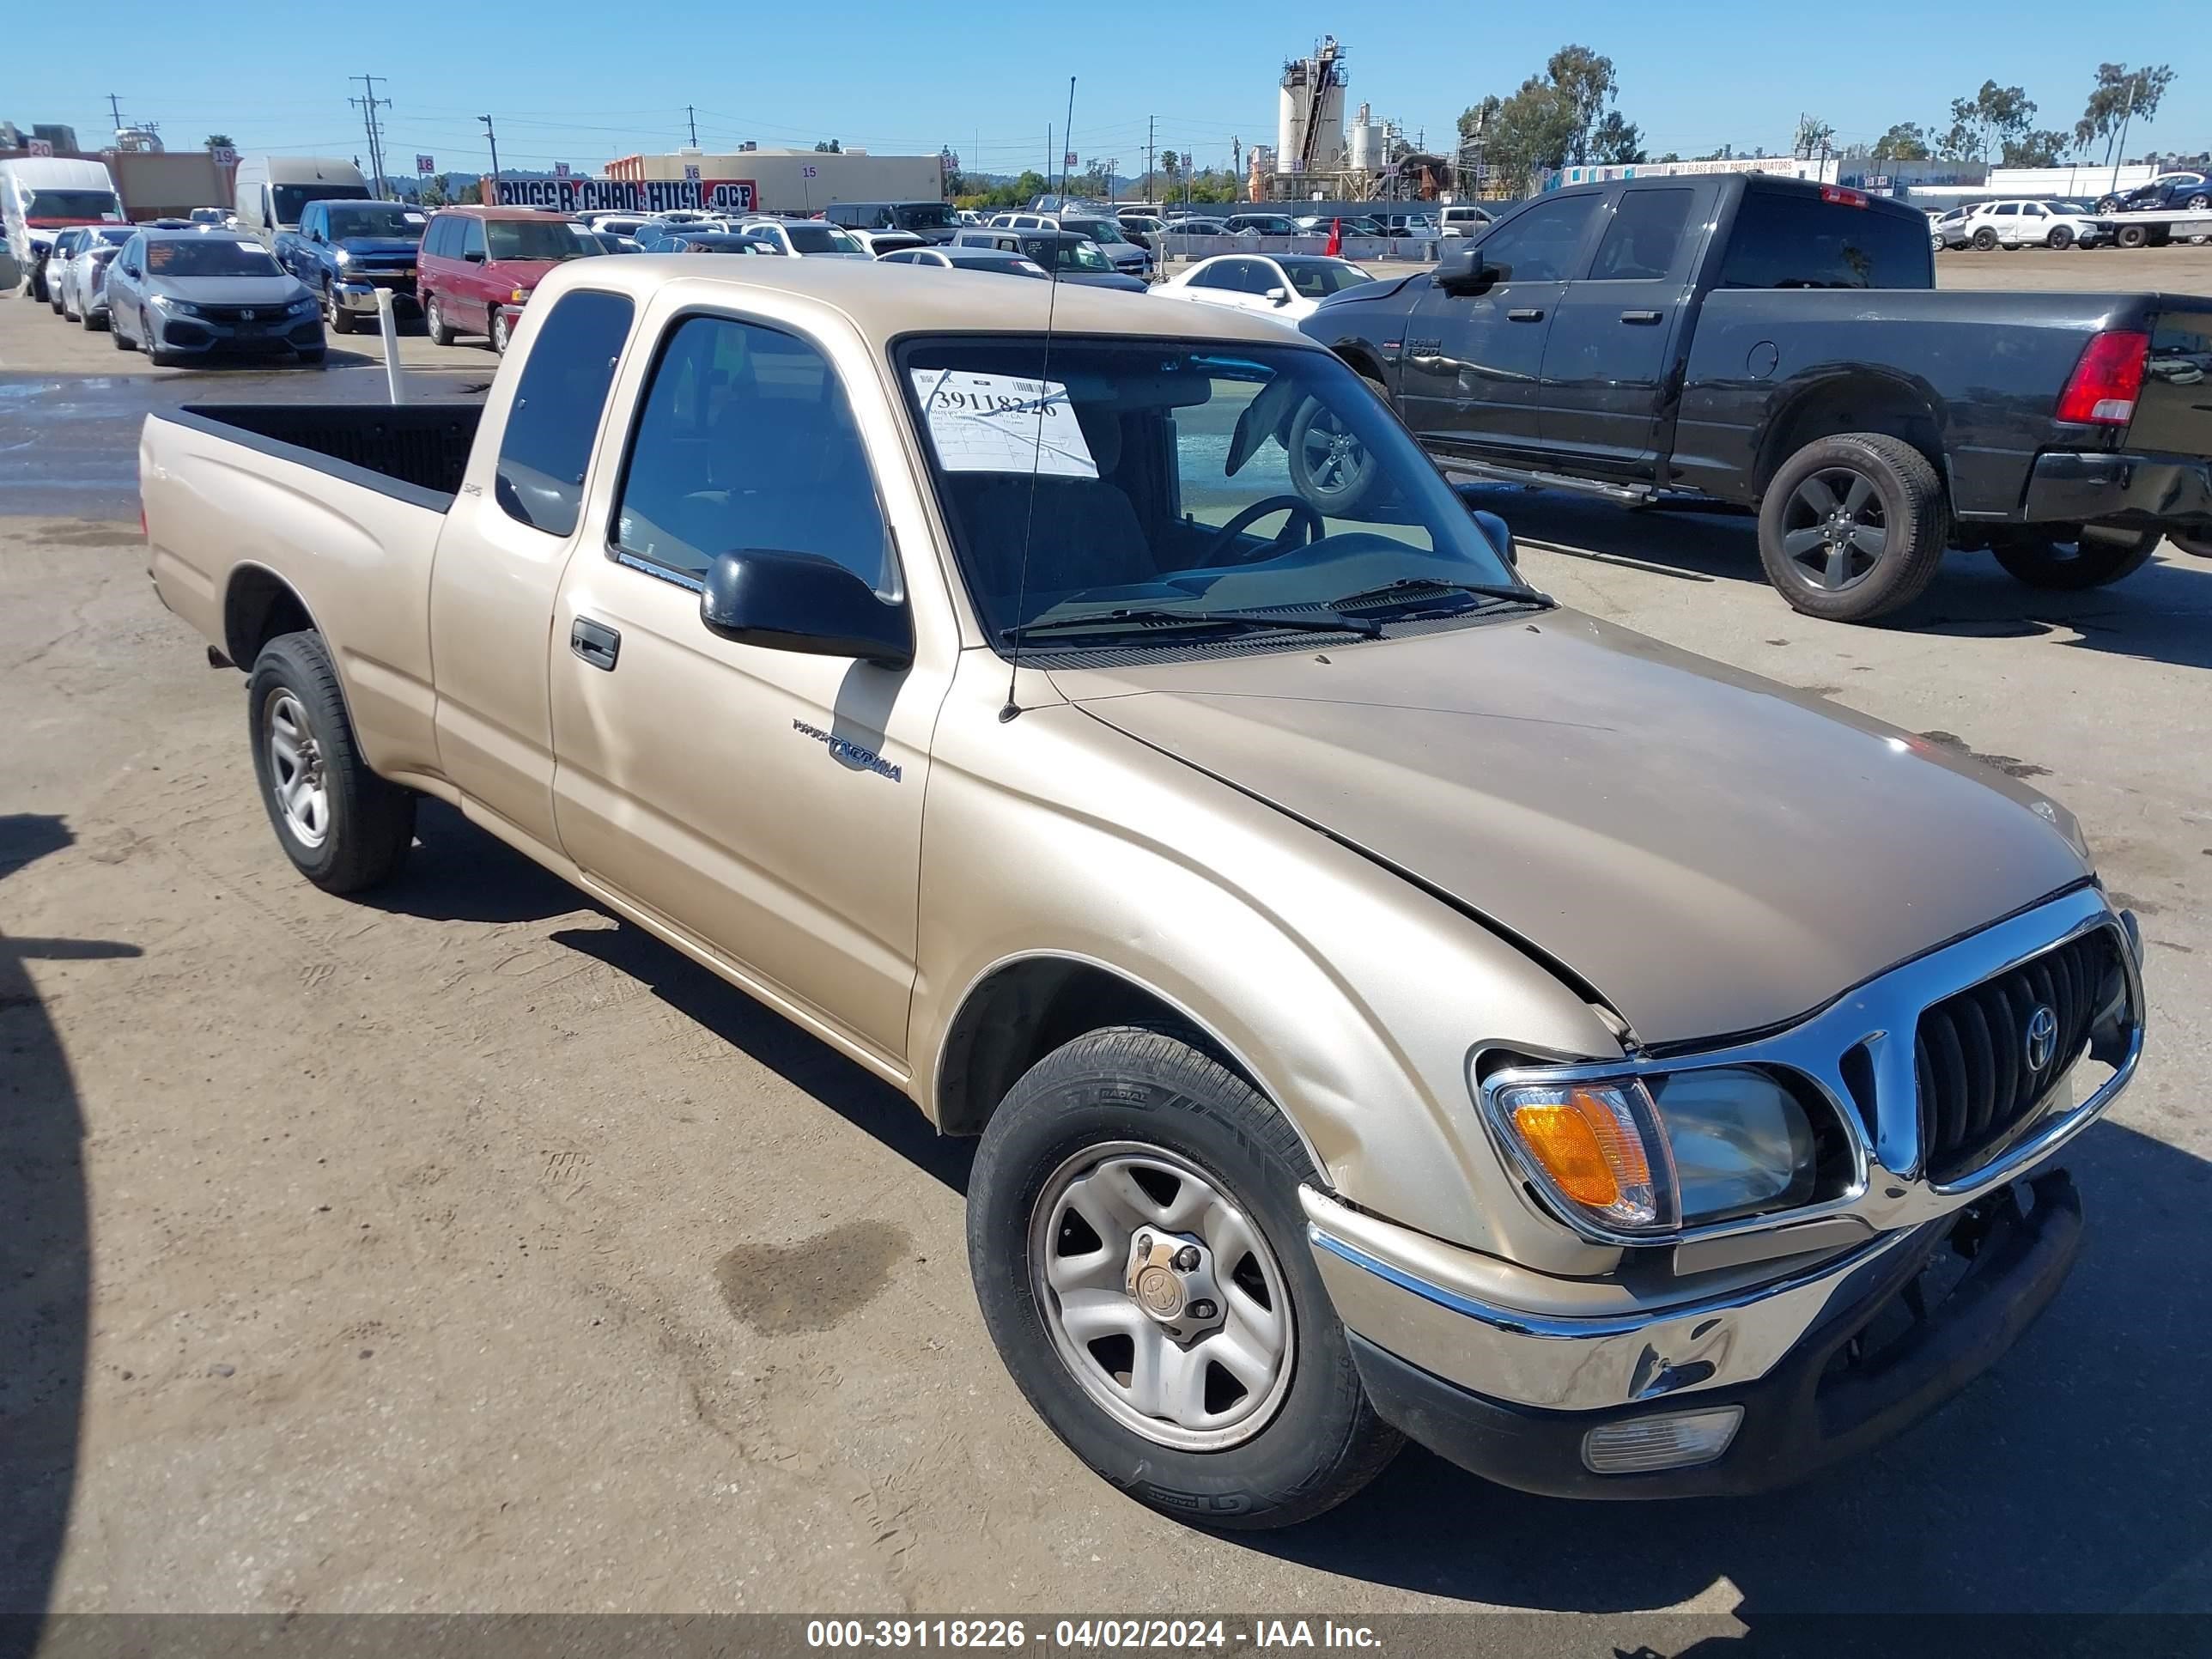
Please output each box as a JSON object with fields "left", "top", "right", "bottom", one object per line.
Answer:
{"left": 416, "top": 206, "right": 595, "bottom": 354}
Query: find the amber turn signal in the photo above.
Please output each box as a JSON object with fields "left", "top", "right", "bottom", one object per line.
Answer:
{"left": 1493, "top": 1079, "right": 1674, "bottom": 1231}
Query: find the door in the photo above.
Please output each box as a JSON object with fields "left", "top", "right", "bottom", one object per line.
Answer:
{"left": 1399, "top": 191, "right": 1604, "bottom": 460}
{"left": 428, "top": 287, "right": 637, "bottom": 851}
{"left": 457, "top": 216, "right": 490, "bottom": 311}
{"left": 1535, "top": 185, "right": 1700, "bottom": 481}
{"left": 2014, "top": 202, "right": 2048, "bottom": 244}
{"left": 548, "top": 308, "right": 949, "bottom": 1063}
{"left": 1986, "top": 202, "right": 2020, "bottom": 245}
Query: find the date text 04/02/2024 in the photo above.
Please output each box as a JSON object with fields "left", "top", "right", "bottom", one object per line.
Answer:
{"left": 803, "top": 1619, "right": 1384, "bottom": 1650}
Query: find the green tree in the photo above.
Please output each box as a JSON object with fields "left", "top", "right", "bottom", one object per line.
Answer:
{"left": 204, "top": 133, "right": 234, "bottom": 149}
{"left": 417, "top": 175, "right": 449, "bottom": 207}
{"left": 2075, "top": 62, "right": 2176, "bottom": 163}
{"left": 813, "top": 138, "right": 842, "bottom": 154}
{"left": 1939, "top": 81, "right": 2036, "bottom": 161}
{"left": 2002, "top": 129, "right": 2073, "bottom": 167}
{"left": 1543, "top": 44, "right": 1618, "bottom": 162}
{"left": 1871, "top": 123, "right": 1930, "bottom": 161}
{"left": 1589, "top": 110, "right": 1644, "bottom": 165}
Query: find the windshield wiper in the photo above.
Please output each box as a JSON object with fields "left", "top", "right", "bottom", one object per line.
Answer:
{"left": 1001, "top": 606, "right": 1380, "bottom": 645}
{"left": 1321, "top": 577, "right": 1553, "bottom": 617}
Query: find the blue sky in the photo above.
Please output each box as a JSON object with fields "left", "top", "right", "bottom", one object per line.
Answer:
{"left": 15, "top": 1, "right": 2208, "bottom": 178}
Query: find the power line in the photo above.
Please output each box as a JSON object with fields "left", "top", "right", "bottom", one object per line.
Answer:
{"left": 349, "top": 73, "right": 392, "bottom": 195}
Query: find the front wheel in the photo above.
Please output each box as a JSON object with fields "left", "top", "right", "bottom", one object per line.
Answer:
{"left": 489, "top": 307, "right": 512, "bottom": 356}
{"left": 1757, "top": 433, "right": 1949, "bottom": 623}
{"left": 324, "top": 283, "right": 358, "bottom": 334}
{"left": 967, "top": 1028, "right": 1401, "bottom": 1529}
{"left": 1285, "top": 375, "right": 1395, "bottom": 519}
{"left": 1990, "top": 526, "right": 2161, "bottom": 590}
{"left": 246, "top": 631, "right": 416, "bottom": 893}
{"left": 2047, "top": 226, "right": 2075, "bottom": 249}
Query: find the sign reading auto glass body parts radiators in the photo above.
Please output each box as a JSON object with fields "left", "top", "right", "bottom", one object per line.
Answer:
{"left": 493, "top": 178, "right": 757, "bottom": 214}
{"left": 909, "top": 370, "right": 1097, "bottom": 478}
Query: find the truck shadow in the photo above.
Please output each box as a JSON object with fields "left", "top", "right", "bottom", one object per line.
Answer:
{"left": 355, "top": 799, "right": 595, "bottom": 926}
{"left": 1236, "top": 1119, "right": 2212, "bottom": 1622}
{"left": 0, "top": 815, "right": 144, "bottom": 1620}
{"left": 1472, "top": 483, "right": 2212, "bottom": 673}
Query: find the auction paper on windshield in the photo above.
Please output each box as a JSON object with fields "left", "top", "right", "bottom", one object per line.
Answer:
{"left": 909, "top": 370, "right": 1097, "bottom": 478}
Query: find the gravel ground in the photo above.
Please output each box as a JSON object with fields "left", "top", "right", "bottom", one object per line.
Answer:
{"left": 3, "top": 246, "right": 2210, "bottom": 1643}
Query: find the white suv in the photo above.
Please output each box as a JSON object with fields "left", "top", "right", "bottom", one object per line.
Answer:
{"left": 1963, "top": 199, "right": 2104, "bottom": 251}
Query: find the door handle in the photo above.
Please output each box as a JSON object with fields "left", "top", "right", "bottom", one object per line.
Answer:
{"left": 570, "top": 617, "right": 620, "bottom": 671}
{"left": 1620, "top": 309, "right": 1663, "bottom": 325}
{"left": 1507, "top": 308, "right": 1546, "bottom": 322}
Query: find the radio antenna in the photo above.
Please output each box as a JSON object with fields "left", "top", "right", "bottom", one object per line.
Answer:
{"left": 1003, "top": 73, "right": 1077, "bottom": 723}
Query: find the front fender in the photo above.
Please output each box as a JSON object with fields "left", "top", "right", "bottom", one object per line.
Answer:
{"left": 910, "top": 666, "right": 1627, "bottom": 1278}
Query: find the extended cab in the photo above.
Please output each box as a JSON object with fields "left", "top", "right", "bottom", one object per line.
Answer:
{"left": 143, "top": 258, "right": 2144, "bottom": 1522}
{"left": 275, "top": 198, "right": 429, "bottom": 333}
{"left": 1303, "top": 174, "right": 2212, "bottom": 620}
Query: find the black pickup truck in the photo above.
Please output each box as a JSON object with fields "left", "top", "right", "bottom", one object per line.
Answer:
{"left": 1301, "top": 173, "right": 2212, "bottom": 620}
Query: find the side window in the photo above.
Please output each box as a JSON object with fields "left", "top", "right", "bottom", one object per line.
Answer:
{"left": 612, "top": 314, "right": 893, "bottom": 594}
{"left": 462, "top": 217, "right": 485, "bottom": 258}
{"left": 426, "top": 217, "right": 450, "bottom": 258}
{"left": 1187, "top": 262, "right": 1224, "bottom": 289}
{"left": 1588, "top": 188, "right": 1693, "bottom": 281}
{"left": 2021, "top": 204, "right": 2046, "bottom": 219}
{"left": 1473, "top": 194, "right": 1603, "bottom": 283}
{"left": 1992, "top": 204, "right": 2018, "bottom": 217}
{"left": 301, "top": 204, "right": 320, "bottom": 240}
{"left": 493, "top": 289, "right": 635, "bottom": 537}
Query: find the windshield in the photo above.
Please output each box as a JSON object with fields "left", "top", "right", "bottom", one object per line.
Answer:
{"left": 144, "top": 238, "right": 283, "bottom": 277}
{"left": 787, "top": 222, "right": 863, "bottom": 253}
{"left": 1278, "top": 258, "right": 1374, "bottom": 297}
{"left": 893, "top": 203, "right": 955, "bottom": 231}
{"left": 1024, "top": 237, "right": 1112, "bottom": 272}
{"left": 901, "top": 337, "right": 1522, "bottom": 647}
{"left": 323, "top": 204, "right": 426, "bottom": 240}
{"left": 1067, "top": 219, "right": 1128, "bottom": 244}
{"left": 88, "top": 227, "right": 136, "bottom": 247}
{"left": 485, "top": 218, "right": 594, "bottom": 261}
{"left": 26, "top": 189, "right": 123, "bottom": 222}
{"left": 271, "top": 183, "right": 370, "bottom": 225}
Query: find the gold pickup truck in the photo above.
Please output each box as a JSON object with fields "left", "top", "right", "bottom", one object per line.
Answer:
{"left": 142, "top": 258, "right": 2146, "bottom": 1527}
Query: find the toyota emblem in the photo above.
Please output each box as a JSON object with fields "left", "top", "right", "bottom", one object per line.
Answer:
{"left": 2024, "top": 1005, "right": 2058, "bottom": 1073}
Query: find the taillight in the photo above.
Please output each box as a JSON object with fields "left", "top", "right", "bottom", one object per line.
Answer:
{"left": 2056, "top": 330, "right": 2149, "bottom": 426}
{"left": 1819, "top": 185, "right": 1868, "bottom": 208}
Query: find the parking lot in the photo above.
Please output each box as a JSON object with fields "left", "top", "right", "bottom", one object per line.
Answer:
{"left": 3, "top": 243, "right": 2210, "bottom": 1640}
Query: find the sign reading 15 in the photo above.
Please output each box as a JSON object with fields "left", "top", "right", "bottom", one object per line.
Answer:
{"left": 802, "top": 165, "right": 817, "bottom": 179}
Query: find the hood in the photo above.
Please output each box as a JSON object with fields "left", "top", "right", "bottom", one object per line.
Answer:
{"left": 1312, "top": 270, "right": 1424, "bottom": 309}
{"left": 1066, "top": 271, "right": 1149, "bottom": 292}
{"left": 488, "top": 258, "right": 569, "bottom": 284}
{"left": 156, "top": 273, "right": 308, "bottom": 304}
{"left": 334, "top": 234, "right": 422, "bottom": 258}
{"left": 1056, "top": 613, "right": 2091, "bottom": 1047}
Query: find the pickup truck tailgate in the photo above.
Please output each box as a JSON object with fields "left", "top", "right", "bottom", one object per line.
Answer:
{"left": 2133, "top": 298, "right": 2212, "bottom": 455}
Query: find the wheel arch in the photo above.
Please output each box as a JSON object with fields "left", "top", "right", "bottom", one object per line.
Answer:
{"left": 930, "top": 949, "right": 1324, "bottom": 1170}
{"left": 1753, "top": 370, "right": 1948, "bottom": 502}
{"left": 222, "top": 562, "right": 323, "bottom": 670}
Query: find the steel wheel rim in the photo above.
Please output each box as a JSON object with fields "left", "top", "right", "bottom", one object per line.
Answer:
{"left": 1779, "top": 466, "right": 1889, "bottom": 591}
{"left": 264, "top": 690, "right": 330, "bottom": 848}
{"left": 1298, "top": 406, "right": 1367, "bottom": 501}
{"left": 427, "top": 297, "right": 441, "bottom": 338}
{"left": 1028, "top": 1140, "right": 1295, "bottom": 1452}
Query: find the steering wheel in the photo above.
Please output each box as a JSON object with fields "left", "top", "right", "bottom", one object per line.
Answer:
{"left": 1196, "top": 495, "right": 1326, "bottom": 568}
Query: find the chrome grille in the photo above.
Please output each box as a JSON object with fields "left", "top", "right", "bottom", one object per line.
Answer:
{"left": 1914, "top": 926, "right": 2122, "bottom": 1183}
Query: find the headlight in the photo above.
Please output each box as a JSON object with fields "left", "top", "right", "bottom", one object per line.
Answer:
{"left": 509, "top": 287, "right": 528, "bottom": 303}
{"left": 150, "top": 295, "right": 202, "bottom": 316}
{"left": 288, "top": 298, "right": 318, "bottom": 317}
{"left": 331, "top": 246, "right": 351, "bottom": 265}
{"left": 1487, "top": 1066, "right": 1821, "bottom": 1237}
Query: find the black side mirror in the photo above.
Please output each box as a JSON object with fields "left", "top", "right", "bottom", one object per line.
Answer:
{"left": 701, "top": 548, "right": 912, "bottom": 668}
{"left": 1462, "top": 501, "right": 1517, "bottom": 566}
{"left": 463, "top": 249, "right": 485, "bottom": 264}
{"left": 1436, "top": 240, "right": 1502, "bottom": 297}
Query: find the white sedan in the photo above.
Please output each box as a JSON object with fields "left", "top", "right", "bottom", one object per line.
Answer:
{"left": 731, "top": 218, "right": 872, "bottom": 258}
{"left": 1152, "top": 253, "right": 1376, "bottom": 322}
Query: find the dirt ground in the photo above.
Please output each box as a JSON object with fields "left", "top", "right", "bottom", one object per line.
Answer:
{"left": 3, "top": 245, "right": 2211, "bottom": 1640}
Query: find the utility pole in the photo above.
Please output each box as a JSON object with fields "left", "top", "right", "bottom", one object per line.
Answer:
{"left": 1146, "top": 115, "right": 1155, "bottom": 205}
{"left": 1045, "top": 125, "right": 1053, "bottom": 195}
{"left": 350, "top": 74, "right": 392, "bottom": 198}
{"left": 479, "top": 113, "right": 502, "bottom": 205}
{"left": 1060, "top": 76, "right": 1076, "bottom": 201}
{"left": 686, "top": 105, "right": 698, "bottom": 147}
{"left": 106, "top": 92, "right": 126, "bottom": 136}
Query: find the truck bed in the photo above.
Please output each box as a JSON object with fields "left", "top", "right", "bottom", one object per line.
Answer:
{"left": 171, "top": 403, "right": 483, "bottom": 501}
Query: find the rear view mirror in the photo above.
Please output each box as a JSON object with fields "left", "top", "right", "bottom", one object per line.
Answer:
{"left": 1460, "top": 498, "right": 1518, "bottom": 566}
{"left": 1437, "top": 240, "right": 1502, "bottom": 297}
{"left": 1265, "top": 287, "right": 1290, "bottom": 306}
{"left": 463, "top": 250, "right": 485, "bottom": 264}
{"left": 701, "top": 548, "right": 913, "bottom": 668}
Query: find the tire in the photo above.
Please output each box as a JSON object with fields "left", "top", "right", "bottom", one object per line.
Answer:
{"left": 2047, "top": 226, "right": 2074, "bottom": 250}
{"left": 324, "top": 283, "right": 358, "bottom": 335}
{"left": 112, "top": 312, "right": 136, "bottom": 351}
{"left": 246, "top": 631, "right": 416, "bottom": 894}
{"left": 295, "top": 349, "right": 326, "bottom": 366}
{"left": 967, "top": 1027, "right": 1401, "bottom": 1530}
{"left": 2186, "top": 193, "right": 2209, "bottom": 211}
{"left": 424, "top": 292, "right": 457, "bottom": 346}
{"left": 489, "top": 307, "right": 511, "bottom": 356}
{"left": 2116, "top": 224, "right": 2149, "bottom": 250}
{"left": 30, "top": 266, "right": 49, "bottom": 303}
{"left": 1285, "top": 374, "right": 1395, "bottom": 519}
{"left": 2169, "top": 532, "right": 2212, "bottom": 559}
{"left": 1757, "top": 433, "right": 1950, "bottom": 623}
{"left": 1972, "top": 226, "right": 1998, "bottom": 251}
{"left": 82, "top": 302, "right": 102, "bottom": 331}
{"left": 1990, "top": 526, "right": 2161, "bottom": 590}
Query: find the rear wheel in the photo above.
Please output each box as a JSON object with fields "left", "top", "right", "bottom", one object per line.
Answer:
{"left": 2116, "top": 223, "right": 2150, "bottom": 249}
{"left": 2186, "top": 192, "right": 2210, "bottom": 211}
{"left": 246, "top": 631, "right": 416, "bottom": 894}
{"left": 424, "top": 292, "right": 457, "bottom": 346}
{"left": 1757, "top": 433, "right": 1949, "bottom": 623}
{"left": 968, "top": 1027, "right": 1401, "bottom": 1529}
{"left": 1285, "top": 374, "right": 1394, "bottom": 519}
{"left": 1990, "top": 526, "right": 2161, "bottom": 590}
